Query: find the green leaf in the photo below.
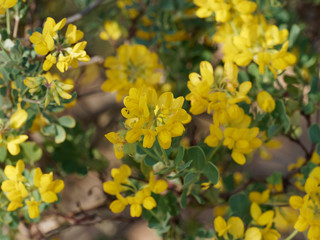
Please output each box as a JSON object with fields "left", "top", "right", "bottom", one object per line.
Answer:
{"left": 144, "top": 155, "right": 158, "bottom": 167}
{"left": 180, "top": 189, "right": 188, "bottom": 208}
{"left": 21, "top": 142, "right": 42, "bottom": 163}
{"left": 273, "top": 99, "right": 291, "bottom": 134}
{"left": 267, "top": 124, "right": 281, "bottom": 139}
{"left": 58, "top": 116, "right": 76, "bottom": 128}
{"left": 140, "top": 159, "right": 152, "bottom": 178}
{"left": 187, "top": 146, "right": 206, "bottom": 170}
{"left": 42, "top": 125, "right": 56, "bottom": 136}
{"left": 284, "top": 75, "right": 299, "bottom": 84}
{"left": 55, "top": 125, "right": 66, "bottom": 144}
{"left": 229, "top": 193, "right": 251, "bottom": 222}
{"left": 308, "top": 124, "right": 320, "bottom": 143}
{"left": 288, "top": 24, "right": 301, "bottom": 48}
{"left": 174, "top": 146, "right": 185, "bottom": 165}
{"left": 0, "top": 146, "right": 7, "bottom": 162}
{"left": 266, "top": 172, "right": 282, "bottom": 185}
{"left": 177, "top": 160, "right": 193, "bottom": 171}
{"left": 203, "top": 162, "right": 219, "bottom": 185}
{"left": 317, "top": 144, "right": 320, "bottom": 157}
{"left": 302, "top": 162, "right": 317, "bottom": 179}
{"left": 184, "top": 172, "right": 197, "bottom": 186}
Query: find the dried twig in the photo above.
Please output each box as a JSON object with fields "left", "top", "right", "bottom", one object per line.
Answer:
{"left": 66, "top": 0, "right": 106, "bottom": 24}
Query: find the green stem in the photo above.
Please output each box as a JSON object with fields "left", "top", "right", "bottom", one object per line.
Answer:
{"left": 160, "top": 146, "right": 169, "bottom": 165}
{"left": 230, "top": 21, "right": 239, "bottom": 35}
{"left": 6, "top": 9, "right": 11, "bottom": 35}
{"left": 284, "top": 230, "right": 299, "bottom": 240}
{"left": 208, "top": 142, "right": 222, "bottom": 161}
{"left": 137, "top": 142, "right": 162, "bottom": 162}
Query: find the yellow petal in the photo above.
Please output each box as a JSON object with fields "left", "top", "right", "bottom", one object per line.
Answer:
{"left": 227, "top": 216, "right": 244, "bottom": 238}
{"left": 245, "top": 227, "right": 262, "bottom": 240}
{"left": 289, "top": 195, "right": 304, "bottom": 209}
{"left": 142, "top": 196, "right": 156, "bottom": 210}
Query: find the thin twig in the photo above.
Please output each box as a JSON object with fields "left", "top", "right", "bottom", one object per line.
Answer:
{"left": 66, "top": 0, "right": 105, "bottom": 24}
{"left": 77, "top": 55, "right": 104, "bottom": 68}
{"left": 13, "top": 17, "right": 19, "bottom": 38}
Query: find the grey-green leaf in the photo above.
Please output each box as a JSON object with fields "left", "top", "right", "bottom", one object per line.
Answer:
{"left": 203, "top": 162, "right": 219, "bottom": 185}
{"left": 55, "top": 125, "right": 66, "bottom": 144}
{"left": 58, "top": 116, "right": 76, "bottom": 128}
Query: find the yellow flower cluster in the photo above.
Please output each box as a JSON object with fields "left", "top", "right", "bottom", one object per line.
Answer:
{"left": 103, "top": 165, "right": 167, "bottom": 217}
{"left": 0, "top": 0, "right": 17, "bottom": 14}
{"left": 106, "top": 87, "right": 191, "bottom": 158}
{"left": 99, "top": 21, "right": 122, "bottom": 41}
{"left": 1, "top": 160, "right": 64, "bottom": 219}
{"left": 289, "top": 166, "right": 320, "bottom": 240}
{"left": 186, "top": 61, "right": 261, "bottom": 165}
{"left": 29, "top": 17, "right": 90, "bottom": 72}
{"left": 101, "top": 44, "right": 163, "bottom": 101}
{"left": 24, "top": 72, "right": 74, "bottom": 108}
{"left": 122, "top": 87, "right": 191, "bottom": 149}
{"left": 214, "top": 203, "right": 280, "bottom": 240}
{"left": 288, "top": 152, "right": 320, "bottom": 191}
{"left": 0, "top": 105, "right": 28, "bottom": 156}
{"left": 194, "top": 0, "right": 257, "bottom": 22}
{"left": 209, "top": 4, "right": 296, "bottom": 76}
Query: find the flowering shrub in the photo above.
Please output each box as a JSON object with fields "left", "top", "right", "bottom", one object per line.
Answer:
{"left": 0, "top": 0, "right": 320, "bottom": 239}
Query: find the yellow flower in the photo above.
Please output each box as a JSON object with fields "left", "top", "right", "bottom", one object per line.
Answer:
{"left": 34, "top": 168, "right": 64, "bottom": 203}
{"left": 257, "top": 91, "right": 275, "bottom": 113}
{"left": 103, "top": 164, "right": 131, "bottom": 195}
{"left": 274, "top": 207, "right": 299, "bottom": 232}
{"left": 214, "top": 216, "right": 244, "bottom": 239}
{"left": 24, "top": 77, "right": 42, "bottom": 93}
{"left": 201, "top": 182, "right": 211, "bottom": 190}
{"left": 223, "top": 127, "right": 262, "bottom": 165}
{"left": 100, "top": 21, "right": 122, "bottom": 41}
{"left": 288, "top": 156, "right": 306, "bottom": 171}
{"left": 122, "top": 87, "right": 191, "bottom": 149}
{"left": 26, "top": 200, "right": 41, "bottom": 219}
{"left": 228, "top": 216, "right": 244, "bottom": 238}
{"left": 310, "top": 151, "right": 320, "bottom": 164}
{"left": 30, "top": 113, "right": 49, "bottom": 133}
{"left": 29, "top": 17, "right": 66, "bottom": 55}
{"left": 245, "top": 227, "right": 262, "bottom": 240}
{"left": 127, "top": 191, "right": 144, "bottom": 217}
{"left": 65, "top": 24, "right": 84, "bottom": 44}
{"left": 110, "top": 193, "right": 128, "bottom": 213}
{"left": 0, "top": 0, "right": 17, "bottom": 15}
{"left": 105, "top": 170, "right": 167, "bottom": 218}
{"left": 42, "top": 72, "right": 74, "bottom": 107}
{"left": 56, "top": 41, "right": 90, "bottom": 72}
{"left": 249, "top": 189, "right": 270, "bottom": 204}
{"left": 1, "top": 161, "right": 29, "bottom": 212}
{"left": 101, "top": 44, "right": 163, "bottom": 101}
{"left": 289, "top": 195, "right": 304, "bottom": 209}
{"left": 148, "top": 172, "right": 168, "bottom": 194}
{"left": 223, "top": 61, "right": 239, "bottom": 92}
{"left": 6, "top": 134, "right": 28, "bottom": 155}
{"left": 105, "top": 132, "right": 126, "bottom": 159}
{"left": 3, "top": 159, "right": 26, "bottom": 182}
{"left": 9, "top": 105, "right": 28, "bottom": 129}
{"left": 251, "top": 202, "right": 274, "bottom": 226}
{"left": 186, "top": 61, "right": 214, "bottom": 115}
{"left": 271, "top": 41, "right": 296, "bottom": 71}
{"left": 214, "top": 216, "right": 228, "bottom": 237}
{"left": 43, "top": 54, "right": 56, "bottom": 71}
{"left": 228, "top": 81, "right": 252, "bottom": 105}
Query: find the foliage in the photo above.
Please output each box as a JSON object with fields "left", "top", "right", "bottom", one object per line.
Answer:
{"left": 0, "top": 0, "right": 319, "bottom": 239}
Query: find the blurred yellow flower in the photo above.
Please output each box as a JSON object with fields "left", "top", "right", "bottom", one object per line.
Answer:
{"left": 100, "top": 21, "right": 122, "bottom": 41}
